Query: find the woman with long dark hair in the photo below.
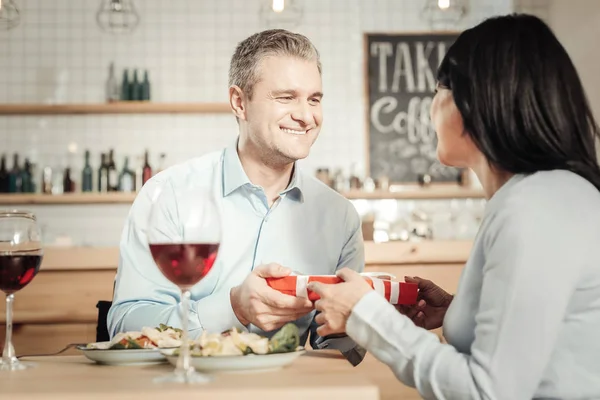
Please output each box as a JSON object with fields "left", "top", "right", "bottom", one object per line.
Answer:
{"left": 309, "top": 14, "right": 600, "bottom": 399}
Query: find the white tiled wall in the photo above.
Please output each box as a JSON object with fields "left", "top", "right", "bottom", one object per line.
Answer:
{"left": 513, "top": 0, "right": 551, "bottom": 21}
{"left": 0, "top": 0, "right": 512, "bottom": 247}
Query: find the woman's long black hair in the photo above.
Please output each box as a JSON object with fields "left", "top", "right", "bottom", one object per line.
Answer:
{"left": 437, "top": 13, "right": 600, "bottom": 190}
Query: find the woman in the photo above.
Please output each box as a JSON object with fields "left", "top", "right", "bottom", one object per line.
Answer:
{"left": 309, "top": 14, "right": 600, "bottom": 400}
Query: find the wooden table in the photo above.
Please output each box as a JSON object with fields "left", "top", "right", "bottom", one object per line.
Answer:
{"left": 0, "top": 350, "right": 421, "bottom": 400}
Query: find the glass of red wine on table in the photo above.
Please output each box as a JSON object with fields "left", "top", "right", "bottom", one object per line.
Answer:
{"left": 0, "top": 211, "right": 43, "bottom": 372}
{"left": 147, "top": 184, "right": 221, "bottom": 384}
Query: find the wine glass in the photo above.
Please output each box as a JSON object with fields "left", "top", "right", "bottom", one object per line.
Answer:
{"left": 0, "top": 211, "right": 43, "bottom": 372}
{"left": 147, "top": 184, "right": 221, "bottom": 384}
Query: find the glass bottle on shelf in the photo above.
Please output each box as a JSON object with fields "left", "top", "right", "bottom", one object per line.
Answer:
{"left": 98, "top": 153, "right": 109, "bottom": 193}
{"left": 130, "top": 69, "right": 141, "bottom": 101}
{"left": 41, "top": 166, "right": 53, "bottom": 194}
{"left": 107, "top": 149, "right": 118, "bottom": 192}
{"left": 8, "top": 153, "right": 22, "bottom": 193}
{"left": 142, "top": 150, "right": 152, "bottom": 186}
{"left": 141, "top": 70, "right": 151, "bottom": 101}
{"left": 0, "top": 155, "right": 8, "bottom": 193}
{"left": 121, "top": 69, "right": 130, "bottom": 101}
{"left": 51, "top": 159, "right": 64, "bottom": 195}
{"left": 20, "top": 159, "right": 33, "bottom": 193}
{"left": 81, "top": 150, "right": 93, "bottom": 192}
{"left": 63, "top": 167, "right": 74, "bottom": 193}
{"left": 119, "top": 156, "right": 136, "bottom": 193}
{"left": 106, "top": 62, "right": 120, "bottom": 103}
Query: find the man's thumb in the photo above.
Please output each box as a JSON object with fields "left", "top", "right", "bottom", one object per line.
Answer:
{"left": 336, "top": 267, "right": 361, "bottom": 282}
{"left": 254, "top": 263, "right": 291, "bottom": 278}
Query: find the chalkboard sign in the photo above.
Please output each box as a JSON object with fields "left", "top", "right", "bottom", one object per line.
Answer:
{"left": 365, "top": 32, "right": 460, "bottom": 184}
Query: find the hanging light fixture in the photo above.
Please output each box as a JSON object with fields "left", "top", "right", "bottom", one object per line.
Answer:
{"left": 437, "top": 0, "right": 450, "bottom": 10}
{"left": 96, "top": 0, "right": 140, "bottom": 35}
{"left": 272, "top": 0, "right": 285, "bottom": 13}
{"left": 421, "top": 0, "right": 467, "bottom": 29}
{"left": 260, "top": 0, "right": 302, "bottom": 28}
{"left": 0, "top": 0, "right": 21, "bottom": 31}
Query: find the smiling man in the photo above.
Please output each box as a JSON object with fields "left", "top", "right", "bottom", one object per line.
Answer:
{"left": 107, "top": 30, "right": 366, "bottom": 365}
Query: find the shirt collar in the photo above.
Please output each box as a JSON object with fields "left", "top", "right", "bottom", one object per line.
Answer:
{"left": 221, "top": 139, "right": 304, "bottom": 202}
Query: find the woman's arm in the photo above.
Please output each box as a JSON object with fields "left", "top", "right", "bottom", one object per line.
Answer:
{"left": 347, "top": 205, "right": 585, "bottom": 399}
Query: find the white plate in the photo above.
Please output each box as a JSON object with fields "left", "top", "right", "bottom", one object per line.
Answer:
{"left": 161, "top": 349, "right": 306, "bottom": 373}
{"left": 77, "top": 342, "right": 168, "bottom": 366}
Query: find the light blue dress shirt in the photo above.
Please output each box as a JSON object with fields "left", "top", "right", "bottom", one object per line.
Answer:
{"left": 107, "top": 140, "right": 365, "bottom": 350}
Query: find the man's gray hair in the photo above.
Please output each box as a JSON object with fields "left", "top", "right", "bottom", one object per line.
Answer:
{"left": 229, "top": 29, "right": 321, "bottom": 99}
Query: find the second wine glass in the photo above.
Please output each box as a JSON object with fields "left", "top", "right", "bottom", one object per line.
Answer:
{"left": 0, "top": 211, "right": 43, "bottom": 372}
{"left": 147, "top": 184, "right": 221, "bottom": 384}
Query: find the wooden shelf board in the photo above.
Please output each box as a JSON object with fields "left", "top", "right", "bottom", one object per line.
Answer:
{"left": 0, "top": 102, "right": 231, "bottom": 115}
{"left": 343, "top": 187, "right": 485, "bottom": 199}
{"left": 0, "top": 193, "right": 137, "bottom": 205}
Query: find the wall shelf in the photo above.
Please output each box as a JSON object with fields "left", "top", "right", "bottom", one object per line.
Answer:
{"left": 0, "top": 193, "right": 137, "bottom": 205}
{"left": 0, "top": 187, "right": 484, "bottom": 205}
{"left": 343, "top": 186, "right": 485, "bottom": 200}
{"left": 0, "top": 102, "right": 231, "bottom": 115}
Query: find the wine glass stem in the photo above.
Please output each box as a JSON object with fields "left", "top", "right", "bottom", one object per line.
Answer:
{"left": 178, "top": 289, "right": 192, "bottom": 379}
{"left": 2, "top": 294, "right": 17, "bottom": 364}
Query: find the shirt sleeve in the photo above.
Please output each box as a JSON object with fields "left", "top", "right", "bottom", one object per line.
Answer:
{"left": 337, "top": 203, "right": 365, "bottom": 273}
{"left": 310, "top": 202, "right": 367, "bottom": 365}
{"left": 107, "top": 178, "right": 245, "bottom": 339}
{"left": 346, "top": 204, "right": 584, "bottom": 399}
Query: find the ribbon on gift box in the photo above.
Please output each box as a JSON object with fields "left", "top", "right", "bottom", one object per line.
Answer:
{"left": 266, "top": 275, "right": 418, "bottom": 305}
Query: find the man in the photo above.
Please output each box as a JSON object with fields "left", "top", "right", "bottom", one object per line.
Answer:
{"left": 107, "top": 29, "right": 365, "bottom": 365}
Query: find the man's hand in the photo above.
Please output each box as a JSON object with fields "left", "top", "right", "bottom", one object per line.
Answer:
{"left": 230, "top": 263, "right": 314, "bottom": 332}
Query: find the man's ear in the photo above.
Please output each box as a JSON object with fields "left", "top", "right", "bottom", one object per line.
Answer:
{"left": 229, "top": 85, "right": 247, "bottom": 121}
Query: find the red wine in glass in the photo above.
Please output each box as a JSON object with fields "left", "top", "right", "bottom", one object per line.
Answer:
{"left": 149, "top": 243, "right": 219, "bottom": 288}
{"left": 1, "top": 210, "right": 43, "bottom": 372}
{"left": 0, "top": 253, "right": 42, "bottom": 295}
{"left": 147, "top": 186, "right": 221, "bottom": 384}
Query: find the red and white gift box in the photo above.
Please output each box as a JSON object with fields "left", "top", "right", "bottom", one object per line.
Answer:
{"left": 266, "top": 275, "right": 418, "bottom": 305}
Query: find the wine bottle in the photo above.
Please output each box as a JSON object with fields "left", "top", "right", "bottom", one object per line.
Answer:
{"left": 63, "top": 167, "right": 74, "bottom": 193}
{"left": 119, "top": 156, "right": 135, "bottom": 192}
{"left": 106, "top": 62, "right": 120, "bottom": 102}
{"left": 0, "top": 154, "right": 8, "bottom": 193}
{"left": 20, "top": 158, "right": 33, "bottom": 193}
{"left": 141, "top": 70, "right": 151, "bottom": 101}
{"left": 130, "top": 69, "right": 141, "bottom": 101}
{"left": 142, "top": 150, "right": 152, "bottom": 186}
{"left": 98, "top": 153, "right": 109, "bottom": 193}
{"left": 121, "top": 69, "right": 130, "bottom": 101}
{"left": 8, "top": 153, "right": 22, "bottom": 193}
{"left": 81, "top": 150, "right": 93, "bottom": 192}
{"left": 107, "top": 149, "right": 118, "bottom": 191}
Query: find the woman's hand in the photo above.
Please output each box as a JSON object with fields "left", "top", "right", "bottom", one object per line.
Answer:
{"left": 396, "top": 276, "right": 453, "bottom": 330}
{"left": 307, "top": 268, "right": 373, "bottom": 337}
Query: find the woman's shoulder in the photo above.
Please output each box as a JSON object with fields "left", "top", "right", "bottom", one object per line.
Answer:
{"left": 497, "top": 170, "right": 600, "bottom": 213}
{"left": 483, "top": 170, "right": 600, "bottom": 244}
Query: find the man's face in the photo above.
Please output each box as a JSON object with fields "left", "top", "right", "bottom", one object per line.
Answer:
{"left": 242, "top": 55, "right": 323, "bottom": 165}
